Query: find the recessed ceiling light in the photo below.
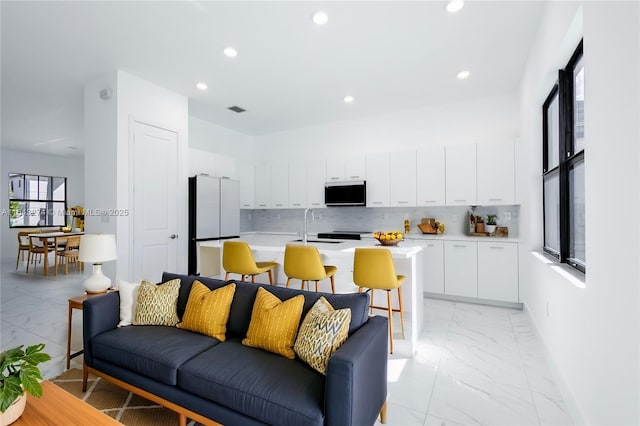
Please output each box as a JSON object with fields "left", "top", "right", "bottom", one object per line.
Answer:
{"left": 344, "top": 95, "right": 354, "bottom": 104}
{"left": 224, "top": 47, "right": 238, "bottom": 58}
{"left": 312, "top": 11, "right": 328, "bottom": 26}
{"left": 457, "top": 70, "right": 470, "bottom": 80}
{"left": 446, "top": 0, "right": 465, "bottom": 13}
{"left": 196, "top": 82, "right": 208, "bottom": 91}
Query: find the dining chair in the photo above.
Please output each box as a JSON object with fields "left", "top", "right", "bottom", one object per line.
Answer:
{"left": 353, "top": 248, "right": 405, "bottom": 354}
{"left": 16, "top": 230, "right": 36, "bottom": 270}
{"left": 56, "top": 235, "right": 83, "bottom": 275}
{"left": 26, "top": 234, "right": 56, "bottom": 274}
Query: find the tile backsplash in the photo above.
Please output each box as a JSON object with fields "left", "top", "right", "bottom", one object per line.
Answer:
{"left": 241, "top": 205, "right": 519, "bottom": 238}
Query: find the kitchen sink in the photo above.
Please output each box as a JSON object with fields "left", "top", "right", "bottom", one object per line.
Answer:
{"left": 291, "top": 239, "right": 344, "bottom": 244}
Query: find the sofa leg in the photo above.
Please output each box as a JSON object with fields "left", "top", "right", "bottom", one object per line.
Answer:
{"left": 179, "top": 413, "right": 187, "bottom": 426}
{"left": 379, "top": 400, "right": 388, "bottom": 424}
{"left": 82, "top": 363, "right": 88, "bottom": 392}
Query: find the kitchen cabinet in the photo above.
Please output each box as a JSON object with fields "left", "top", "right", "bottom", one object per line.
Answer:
{"left": 214, "top": 154, "right": 237, "bottom": 180}
{"left": 390, "top": 150, "right": 417, "bottom": 206}
{"left": 444, "top": 240, "right": 477, "bottom": 297}
{"left": 477, "top": 141, "right": 515, "bottom": 205}
{"left": 445, "top": 144, "right": 477, "bottom": 206}
{"left": 416, "top": 146, "right": 446, "bottom": 206}
{"left": 240, "top": 166, "right": 255, "bottom": 209}
{"left": 366, "top": 152, "right": 390, "bottom": 207}
{"left": 271, "top": 163, "right": 289, "bottom": 209}
{"left": 326, "top": 156, "right": 366, "bottom": 182}
{"left": 188, "top": 149, "right": 238, "bottom": 180}
{"left": 254, "top": 164, "right": 271, "bottom": 209}
{"left": 478, "top": 242, "right": 519, "bottom": 302}
{"left": 307, "top": 160, "right": 326, "bottom": 208}
{"left": 288, "top": 162, "right": 307, "bottom": 208}
{"left": 421, "top": 240, "right": 445, "bottom": 294}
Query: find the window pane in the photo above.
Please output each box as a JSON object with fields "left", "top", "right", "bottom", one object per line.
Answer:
{"left": 25, "top": 175, "right": 39, "bottom": 200}
{"left": 8, "top": 174, "right": 24, "bottom": 200}
{"left": 38, "top": 176, "right": 50, "bottom": 200}
{"left": 547, "top": 92, "right": 560, "bottom": 169}
{"left": 569, "top": 159, "right": 586, "bottom": 265}
{"left": 52, "top": 177, "right": 66, "bottom": 201}
{"left": 544, "top": 172, "right": 560, "bottom": 254}
{"left": 573, "top": 56, "right": 585, "bottom": 153}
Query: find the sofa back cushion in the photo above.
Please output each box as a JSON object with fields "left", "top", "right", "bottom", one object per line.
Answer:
{"left": 162, "top": 272, "right": 370, "bottom": 340}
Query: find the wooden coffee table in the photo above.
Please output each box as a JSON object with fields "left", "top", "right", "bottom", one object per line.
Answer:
{"left": 13, "top": 381, "right": 120, "bottom": 425}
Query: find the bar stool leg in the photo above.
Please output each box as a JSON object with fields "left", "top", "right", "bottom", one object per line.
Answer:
{"left": 268, "top": 270, "right": 273, "bottom": 285}
{"left": 286, "top": 278, "right": 292, "bottom": 288}
{"left": 387, "top": 290, "right": 394, "bottom": 354}
{"left": 330, "top": 276, "right": 335, "bottom": 294}
{"left": 315, "top": 281, "right": 319, "bottom": 292}
{"left": 251, "top": 275, "right": 256, "bottom": 283}
{"left": 370, "top": 289, "right": 375, "bottom": 314}
{"left": 225, "top": 272, "right": 230, "bottom": 280}
{"left": 397, "top": 287, "right": 405, "bottom": 339}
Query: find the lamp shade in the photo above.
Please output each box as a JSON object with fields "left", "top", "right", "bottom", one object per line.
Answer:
{"left": 79, "top": 234, "right": 117, "bottom": 263}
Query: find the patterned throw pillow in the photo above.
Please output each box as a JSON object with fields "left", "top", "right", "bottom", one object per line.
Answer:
{"left": 177, "top": 281, "right": 236, "bottom": 341}
{"left": 133, "top": 279, "right": 181, "bottom": 326}
{"left": 294, "top": 297, "right": 351, "bottom": 374}
{"left": 242, "top": 287, "right": 304, "bottom": 359}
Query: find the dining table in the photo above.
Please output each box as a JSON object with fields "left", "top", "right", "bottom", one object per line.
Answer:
{"left": 27, "top": 231, "right": 84, "bottom": 277}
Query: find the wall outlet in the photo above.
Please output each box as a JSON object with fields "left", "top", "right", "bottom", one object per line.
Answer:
{"left": 504, "top": 211, "right": 512, "bottom": 221}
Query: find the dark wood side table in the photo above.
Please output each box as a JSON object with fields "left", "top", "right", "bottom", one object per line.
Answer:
{"left": 66, "top": 291, "right": 116, "bottom": 369}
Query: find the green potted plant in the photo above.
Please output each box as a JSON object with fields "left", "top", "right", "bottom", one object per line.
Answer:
{"left": 0, "top": 344, "right": 51, "bottom": 425}
{"left": 485, "top": 214, "right": 498, "bottom": 234}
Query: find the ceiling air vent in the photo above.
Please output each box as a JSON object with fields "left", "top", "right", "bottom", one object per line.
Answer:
{"left": 228, "top": 106, "right": 246, "bottom": 113}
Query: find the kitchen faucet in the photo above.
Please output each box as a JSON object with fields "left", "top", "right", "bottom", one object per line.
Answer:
{"left": 303, "top": 208, "right": 315, "bottom": 245}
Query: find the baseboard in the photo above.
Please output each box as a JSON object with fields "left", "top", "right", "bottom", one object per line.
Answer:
{"left": 522, "top": 302, "right": 586, "bottom": 425}
{"left": 423, "top": 292, "right": 523, "bottom": 310}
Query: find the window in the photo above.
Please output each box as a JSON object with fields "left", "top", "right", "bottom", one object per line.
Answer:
{"left": 8, "top": 174, "right": 67, "bottom": 228}
{"left": 542, "top": 40, "right": 585, "bottom": 273}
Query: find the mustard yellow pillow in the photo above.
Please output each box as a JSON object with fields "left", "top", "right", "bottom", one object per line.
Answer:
{"left": 177, "top": 282, "right": 236, "bottom": 341}
{"left": 242, "top": 287, "right": 305, "bottom": 359}
{"left": 294, "top": 297, "right": 351, "bottom": 374}
{"left": 133, "top": 279, "right": 181, "bottom": 326}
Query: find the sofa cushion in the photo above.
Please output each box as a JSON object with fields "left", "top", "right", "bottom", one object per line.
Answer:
{"left": 133, "top": 279, "right": 181, "bottom": 326}
{"left": 91, "top": 326, "right": 218, "bottom": 386}
{"left": 242, "top": 287, "right": 304, "bottom": 359}
{"left": 161, "top": 273, "right": 371, "bottom": 338}
{"left": 177, "top": 282, "right": 236, "bottom": 341}
{"left": 178, "top": 339, "right": 324, "bottom": 426}
{"left": 294, "top": 297, "right": 351, "bottom": 374}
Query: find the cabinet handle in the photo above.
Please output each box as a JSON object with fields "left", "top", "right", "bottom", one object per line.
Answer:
{"left": 292, "top": 203, "right": 301, "bottom": 206}
{"left": 258, "top": 204, "right": 267, "bottom": 207}
{"left": 242, "top": 204, "right": 251, "bottom": 207}
{"left": 427, "top": 244, "right": 435, "bottom": 247}
{"left": 423, "top": 200, "right": 436, "bottom": 203}
{"left": 311, "top": 203, "right": 320, "bottom": 206}
{"left": 349, "top": 175, "right": 360, "bottom": 179}
{"left": 330, "top": 177, "right": 340, "bottom": 180}
{"left": 397, "top": 201, "right": 409, "bottom": 204}
{"left": 489, "top": 246, "right": 505, "bottom": 249}
{"left": 454, "top": 199, "right": 466, "bottom": 202}
{"left": 453, "top": 244, "right": 467, "bottom": 248}
{"left": 372, "top": 201, "right": 383, "bottom": 205}
{"left": 488, "top": 198, "right": 503, "bottom": 202}
{"left": 275, "top": 203, "right": 283, "bottom": 207}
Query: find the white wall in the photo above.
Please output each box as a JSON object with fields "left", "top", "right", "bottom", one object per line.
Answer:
{"left": 252, "top": 92, "right": 519, "bottom": 162}
{"left": 1, "top": 149, "right": 84, "bottom": 262}
{"left": 84, "top": 70, "right": 189, "bottom": 281}
{"left": 519, "top": 2, "right": 640, "bottom": 425}
{"left": 189, "top": 116, "right": 253, "bottom": 159}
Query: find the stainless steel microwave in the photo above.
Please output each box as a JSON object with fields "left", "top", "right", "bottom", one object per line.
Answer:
{"left": 324, "top": 181, "right": 366, "bottom": 206}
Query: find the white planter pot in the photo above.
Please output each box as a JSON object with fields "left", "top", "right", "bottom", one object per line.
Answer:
{"left": 485, "top": 224, "right": 497, "bottom": 234}
{"left": 1, "top": 392, "right": 26, "bottom": 426}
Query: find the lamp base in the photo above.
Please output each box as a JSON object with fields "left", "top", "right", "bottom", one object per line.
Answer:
{"left": 83, "top": 263, "right": 111, "bottom": 294}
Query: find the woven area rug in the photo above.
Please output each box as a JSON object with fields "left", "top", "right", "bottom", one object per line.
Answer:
{"left": 52, "top": 369, "right": 202, "bottom": 425}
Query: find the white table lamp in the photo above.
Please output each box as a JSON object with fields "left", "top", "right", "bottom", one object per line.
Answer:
{"left": 79, "top": 234, "right": 117, "bottom": 293}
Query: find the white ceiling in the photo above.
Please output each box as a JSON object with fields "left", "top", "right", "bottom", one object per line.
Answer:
{"left": 1, "top": 1, "right": 544, "bottom": 157}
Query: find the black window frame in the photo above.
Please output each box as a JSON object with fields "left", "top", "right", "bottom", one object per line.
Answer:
{"left": 7, "top": 173, "right": 68, "bottom": 228}
{"left": 542, "top": 40, "right": 585, "bottom": 273}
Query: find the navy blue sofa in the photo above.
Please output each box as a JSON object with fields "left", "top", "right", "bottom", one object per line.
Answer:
{"left": 83, "top": 272, "right": 388, "bottom": 426}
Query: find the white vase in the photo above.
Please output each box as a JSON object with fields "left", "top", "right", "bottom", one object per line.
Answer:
{"left": 1, "top": 392, "right": 26, "bottom": 426}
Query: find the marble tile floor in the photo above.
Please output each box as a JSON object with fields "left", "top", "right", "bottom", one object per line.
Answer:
{"left": 1, "top": 260, "right": 573, "bottom": 425}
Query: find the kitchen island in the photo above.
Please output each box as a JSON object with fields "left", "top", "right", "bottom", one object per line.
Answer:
{"left": 199, "top": 233, "right": 423, "bottom": 356}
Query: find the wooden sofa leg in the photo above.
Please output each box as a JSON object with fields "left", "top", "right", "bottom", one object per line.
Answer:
{"left": 82, "top": 363, "right": 88, "bottom": 392}
{"left": 179, "top": 413, "right": 187, "bottom": 426}
{"left": 379, "top": 400, "right": 388, "bottom": 424}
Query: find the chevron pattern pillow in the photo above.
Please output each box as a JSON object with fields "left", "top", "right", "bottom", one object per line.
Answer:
{"left": 133, "top": 279, "right": 181, "bottom": 326}
{"left": 294, "top": 297, "right": 351, "bottom": 374}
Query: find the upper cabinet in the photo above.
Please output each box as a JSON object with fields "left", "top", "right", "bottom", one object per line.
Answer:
{"left": 477, "top": 142, "right": 515, "bottom": 205}
{"left": 254, "top": 164, "right": 271, "bottom": 209}
{"left": 389, "top": 150, "right": 416, "bottom": 206}
{"left": 288, "top": 162, "right": 307, "bottom": 208}
{"left": 240, "top": 166, "right": 255, "bottom": 209}
{"left": 445, "top": 144, "right": 477, "bottom": 206}
{"left": 366, "top": 153, "right": 390, "bottom": 207}
{"left": 188, "top": 148, "right": 237, "bottom": 180}
{"left": 326, "top": 156, "right": 366, "bottom": 182}
{"left": 271, "top": 163, "right": 289, "bottom": 209}
{"left": 307, "top": 160, "right": 326, "bottom": 208}
{"left": 416, "top": 146, "right": 446, "bottom": 206}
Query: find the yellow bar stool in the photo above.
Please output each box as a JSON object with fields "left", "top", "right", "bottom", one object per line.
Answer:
{"left": 353, "top": 248, "right": 405, "bottom": 354}
{"left": 222, "top": 241, "right": 278, "bottom": 284}
{"left": 283, "top": 244, "right": 337, "bottom": 293}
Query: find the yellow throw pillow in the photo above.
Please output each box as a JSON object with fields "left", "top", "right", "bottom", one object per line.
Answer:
{"left": 242, "top": 287, "right": 305, "bottom": 359}
{"left": 133, "top": 279, "right": 181, "bottom": 326}
{"left": 177, "top": 282, "right": 236, "bottom": 341}
{"left": 294, "top": 297, "right": 351, "bottom": 374}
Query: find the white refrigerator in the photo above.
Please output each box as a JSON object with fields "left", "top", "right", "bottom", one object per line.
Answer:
{"left": 188, "top": 175, "right": 240, "bottom": 275}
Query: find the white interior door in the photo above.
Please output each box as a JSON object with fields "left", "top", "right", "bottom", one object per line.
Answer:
{"left": 133, "top": 121, "right": 178, "bottom": 282}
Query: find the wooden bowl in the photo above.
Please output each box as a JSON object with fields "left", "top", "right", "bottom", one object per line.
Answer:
{"left": 376, "top": 238, "right": 402, "bottom": 246}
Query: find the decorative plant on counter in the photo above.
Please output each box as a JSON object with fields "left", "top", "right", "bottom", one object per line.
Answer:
{"left": 486, "top": 215, "right": 497, "bottom": 226}
{"left": 0, "top": 343, "right": 51, "bottom": 412}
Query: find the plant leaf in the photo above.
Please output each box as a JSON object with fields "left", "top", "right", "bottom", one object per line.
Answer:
{"left": 20, "top": 369, "right": 42, "bottom": 398}
{"left": 0, "top": 376, "right": 23, "bottom": 412}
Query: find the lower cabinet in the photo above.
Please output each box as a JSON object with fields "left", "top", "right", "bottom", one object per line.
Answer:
{"left": 421, "top": 240, "right": 445, "bottom": 294}
{"left": 477, "top": 242, "right": 519, "bottom": 302}
{"left": 444, "top": 241, "right": 478, "bottom": 298}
